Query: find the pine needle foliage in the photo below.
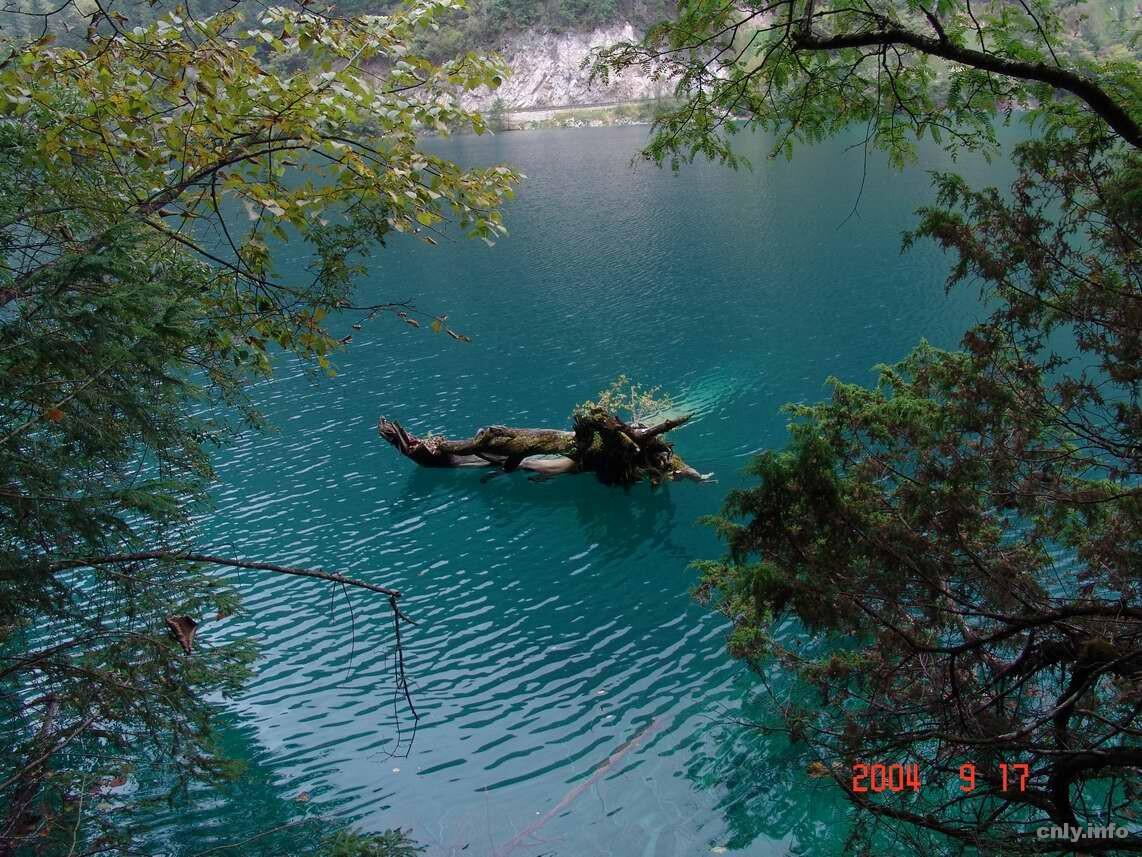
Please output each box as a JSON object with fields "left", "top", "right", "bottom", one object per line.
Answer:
{"left": 598, "top": 0, "right": 1142, "bottom": 851}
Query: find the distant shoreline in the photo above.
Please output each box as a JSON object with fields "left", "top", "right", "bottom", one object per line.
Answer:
{"left": 487, "top": 97, "right": 1030, "bottom": 133}
{"left": 492, "top": 98, "right": 677, "bottom": 131}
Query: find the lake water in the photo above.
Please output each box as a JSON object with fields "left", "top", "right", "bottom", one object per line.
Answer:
{"left": 157, "top": 124, "right": 1013, "bottom": 855}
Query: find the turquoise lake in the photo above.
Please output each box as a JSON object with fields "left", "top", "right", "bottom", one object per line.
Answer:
{"left": 160, "top": 124, "right": 1016, "bottom": 855}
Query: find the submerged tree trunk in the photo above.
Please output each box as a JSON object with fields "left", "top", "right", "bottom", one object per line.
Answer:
{"left": 378, "top": 407, "right": 711, "bottom": 486}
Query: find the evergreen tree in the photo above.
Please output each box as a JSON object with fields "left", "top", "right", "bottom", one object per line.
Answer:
{"left": 598, "top": 0, "right": 1141, "bottom": 851}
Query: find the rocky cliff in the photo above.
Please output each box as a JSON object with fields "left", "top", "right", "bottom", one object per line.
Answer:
{"left": 459, "top": 23, "right": 674, "bottom": 114}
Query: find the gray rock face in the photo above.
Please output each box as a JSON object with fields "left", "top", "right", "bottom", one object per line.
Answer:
{"left": 459, "top": 23, "right": 674, "bottom": 111}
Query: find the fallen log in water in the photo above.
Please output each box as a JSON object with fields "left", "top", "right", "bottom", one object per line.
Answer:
{"left": 378, "top": 406, "right": 711, "bottom": 487}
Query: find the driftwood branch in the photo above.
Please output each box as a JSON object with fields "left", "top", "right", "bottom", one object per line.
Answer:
{"left": 633, "top": 414, "right": 692, "bottom": 442}
{"left": 379, "top": 408, "right": 711, "bottom": 486}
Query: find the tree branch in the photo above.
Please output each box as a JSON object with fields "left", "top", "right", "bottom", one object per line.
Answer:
{"left": 791, "top": 25, "right": 1142, "bottom": 148}
{"left": 46, "top": 551, "right": 404, "bottom": 600}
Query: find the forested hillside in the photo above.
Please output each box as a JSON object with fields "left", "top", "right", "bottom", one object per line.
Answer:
{"left": 345, "top": 0, "right": 672, "bottom": 41}
{"left": 1, "top": 0, "right": 671, "bottom": 52}
{"left": 1, "top": 0, "right": 1134, "bottom": 65}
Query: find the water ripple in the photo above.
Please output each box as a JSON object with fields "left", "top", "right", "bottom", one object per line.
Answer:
{"left": 147, "top": 124, "right": 1011, "bottom": 856}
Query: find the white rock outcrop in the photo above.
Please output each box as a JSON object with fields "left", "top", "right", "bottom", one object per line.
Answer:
{"left": 460, "top": 23, "right": 674, "bottom": 112}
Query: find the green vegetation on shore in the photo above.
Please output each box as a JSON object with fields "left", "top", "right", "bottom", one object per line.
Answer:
{"left": 1, "top": 0, "right": 673, "bottom": 57}
{"left": 495, "top": 97, "right": 681, "bottom": 129}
